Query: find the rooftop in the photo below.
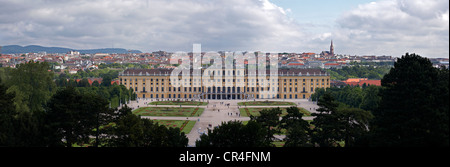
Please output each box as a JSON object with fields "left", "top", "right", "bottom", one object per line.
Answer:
{"left": 120, "top": 68, "right": 329, "bottom": 77}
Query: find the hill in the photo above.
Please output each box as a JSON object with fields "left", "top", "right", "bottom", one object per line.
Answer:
{"left": 0, "top": 45, "right": 142, "bottom": 54}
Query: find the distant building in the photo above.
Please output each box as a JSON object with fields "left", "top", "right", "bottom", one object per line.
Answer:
{"left": 330, "top": 40, "right": 334, "bottom": 56}
{"left": 305, "top": 61, "right": 324, "bottom": 69}
{"left": 320, "top": 40, "right": 335, "bottom": 58}
{"left": 343, "top": 78, "right": 381, "bottom": 87}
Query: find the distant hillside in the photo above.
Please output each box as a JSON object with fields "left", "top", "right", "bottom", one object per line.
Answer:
{"left": 0, "top": 45, "right": 142, "bottom": 54}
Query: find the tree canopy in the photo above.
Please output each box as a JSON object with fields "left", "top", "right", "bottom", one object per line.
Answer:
{"left": 371, "top": 53, "right": 449, "bottom": 146}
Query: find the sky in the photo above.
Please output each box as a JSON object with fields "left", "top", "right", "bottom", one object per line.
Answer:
{"left": 0, "top": 0, "right": 448, "bottom": 58}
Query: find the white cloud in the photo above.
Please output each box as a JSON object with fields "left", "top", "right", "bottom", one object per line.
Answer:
{"left": 334, "top": 0, "right": 449, "bottom": 57}
{"left": 0, "top": 0, "right": 306, "bottom": 53}
{"left": 0, "top": 0, "right": 447, "bottom": 58}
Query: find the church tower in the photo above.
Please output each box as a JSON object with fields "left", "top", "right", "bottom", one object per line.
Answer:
{"left": 330, "top": 40, "right": 334, "bottom": 56}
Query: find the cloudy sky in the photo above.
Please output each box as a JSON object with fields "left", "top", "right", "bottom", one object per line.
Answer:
{"left": 0, "top": 0, "right": 448, "bottom": 57}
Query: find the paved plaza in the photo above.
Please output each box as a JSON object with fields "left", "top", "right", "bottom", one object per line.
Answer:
{"left": 126, "top": 99, "right": 320, "bottom": 147}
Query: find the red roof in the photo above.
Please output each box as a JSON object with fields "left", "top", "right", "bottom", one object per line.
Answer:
{"left": 325, "top": 63, "right": 340, "bottom": 66}
{"left": 345, "top": 78, "right": 368, "bottom": 82}
{"left": 344, "top": 79, "right": 381, "bottom": 87}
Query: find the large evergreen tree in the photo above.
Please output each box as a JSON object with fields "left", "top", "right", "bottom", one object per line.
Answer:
{"left": 250, "top": 107, "right": 282, "bottom": 145}
{"left": 371, "top": 53, "right": 449, "bottom": 146}
{"left": 281, "top": 107, "right": 311, "bottom": 147}
{"left": 311, "top": 93, "right": 342, "bottom": 147}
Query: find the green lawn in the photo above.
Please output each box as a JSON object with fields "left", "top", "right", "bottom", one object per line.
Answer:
{"left": 239, "top": 107, "right": 312, "bottom": 117}
{"left": 149, "top": 101, "right": 208, "bottom": 106}
{"left": 153, "top": 120, "right": 197, "bottom": 134}
{"left": 133, "top": 107, "right": 204, "bottom": 117}
{"left": 272, "top": 141, "right": 285, "bottom": 147}
{"left": 238, "top": 101, "right": 297, "bottom": 106}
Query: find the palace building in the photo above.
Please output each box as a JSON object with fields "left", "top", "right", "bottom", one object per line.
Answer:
{"left": 119, "top": 67, "right": 330, "bottom": 100}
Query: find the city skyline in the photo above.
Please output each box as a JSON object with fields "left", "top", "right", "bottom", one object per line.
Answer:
{"left": 0, "top": 0, "right": 448, "bottom": 58}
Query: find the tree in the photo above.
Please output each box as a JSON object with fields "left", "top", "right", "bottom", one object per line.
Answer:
{"left": 281, "top": 107, "right": 311, "bottom": 147}
{"left": 250, "top": 107, "right": 282, "bottom": 145}
{"left": 0, "top": 78, "right": 16, "bottom": 146}
{"left": 196, "top": 121, "right": 269, "bottom": 147}
{"left": 6, "top": 61, "right": 55, "bottom": 113}
{"left": 337, "top": 107, "right": 373, "bottom": 147}
{"left": 92, "top": 80, "right": 100, "bottom": 87}
{"left": 360, "top": 85, "right": 381, "bottom": 112}
{"left": 108, "top": 111, "right": 188, "bottom": 147}
{"left": 371, "top": 53, "right": 449, "bottom": 147}
{"left": 311, "top": 93, "right": 341, "bottom": 147}
{"left": 108, "top": 113, "right": 144, "bottom": 147}
{"left": 101, "top": 75, "right": 112, "bottom": 87}
{"left": 77, "top": 78, "right": 90, "bottom": 87}
{"left": 311, "top": 93, "right": 373, "bottom": 147}
{"left": 45, "top": 87, "right": 111, "bottom": 147}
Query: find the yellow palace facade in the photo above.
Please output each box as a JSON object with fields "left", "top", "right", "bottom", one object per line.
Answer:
{"left": 119, "top": 68, "right": 330, "bottom": 100}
